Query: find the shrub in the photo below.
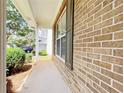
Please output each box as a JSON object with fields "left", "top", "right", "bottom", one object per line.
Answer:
{"left": 39, "top": 50, "right": 47, "bottom": 56}
{"left": 6, "top": 48, "right": 26, "bottom": 76}
{"left": 26, "top": 53, "right": 33, "bottom": 63}
{"left": 32, "top": 50, "right": 35, "bottom": 56}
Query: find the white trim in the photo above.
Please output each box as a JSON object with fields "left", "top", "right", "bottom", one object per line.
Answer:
{"left": 56, "top": 35, "right": 66, "bottom": 61}
{"left": 12, "top": 0, "right": 36, "bottom": 28}
{"left": 56, "top": 7, "right": 66, "bottom": 25}
{"left": 55, "top": 8, "right": 66, "bottom": 62}
{"left": 47, "top": 29, "right": 53, "bottom": 55}
{"left": 56, "top": 55, "right": 65, "bottom": 63}
{"left": 0, "top": 0, "right": 6, "bottom": 92}
{"left": 57, "top": 34, "right": 66, "bottom": 40}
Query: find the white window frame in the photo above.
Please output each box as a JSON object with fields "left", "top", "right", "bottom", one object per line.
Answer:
{"left": 56, "top": 34, "right": 66, "bottom": 62}
{"left": 56, "top": 8, "right": 66, "bottom": 62}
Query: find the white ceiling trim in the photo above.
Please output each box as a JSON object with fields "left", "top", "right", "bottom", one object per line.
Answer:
{"left": 12, "top": 0, "right": 37, "bottom": 28}
{"left": 12, "top": 0, "right": 63, "bottom": 29}
{"left": 28, "top": 0, "right": 63, "bottom": 29}
{"left": 51, "top": 0, "right": 63, "bottom": 27}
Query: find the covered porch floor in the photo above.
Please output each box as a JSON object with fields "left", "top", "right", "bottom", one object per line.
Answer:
{"left": 18, "top": 61, "right": 71, "bottom": 93}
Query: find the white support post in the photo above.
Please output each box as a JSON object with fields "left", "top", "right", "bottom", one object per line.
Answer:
{"left": 0, "top": 0, "right": 6, "bottom": 92}
{"left": 47, "top": 29, "right": 53, "bottom": 56}
{"left": 35, "top": 28, "right": 39, "bottom": 61}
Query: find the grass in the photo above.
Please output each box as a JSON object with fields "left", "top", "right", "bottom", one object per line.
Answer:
{"left": 32, "top": 56, "right": 53, "bottom": 62}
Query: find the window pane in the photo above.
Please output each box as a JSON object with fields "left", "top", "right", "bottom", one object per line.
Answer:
{"left": 61, "top": 11, "right": 66, "bottom": 36}
{"left": 56, "top": 9, "right": 66, "bottom": 60}
{"left": 57, "top": 23, "right": 61, "bottom": 38}
{"left": 57, "top": 11, "right": 66, "bottom": 38}
{"left": 57, "top": 39, "right": 60, "bottom": 56}
{"left": 61, "top": 36, "right": 66, "bottom": 59}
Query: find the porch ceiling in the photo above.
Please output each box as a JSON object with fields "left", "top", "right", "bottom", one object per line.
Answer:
{"left": 12, "top": 0, "right": 63, "bottom": 29}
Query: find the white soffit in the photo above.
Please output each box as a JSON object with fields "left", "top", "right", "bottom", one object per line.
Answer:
{"left": 12, "top": 0, "right": 37, "bottom": 28}
{"left": 29, "top": 0, "right": 63, "bottom": 28}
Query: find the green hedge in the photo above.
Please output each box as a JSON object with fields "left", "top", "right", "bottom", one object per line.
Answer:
{"left": 39, "top": 50, "right": 47, "bottom": 56}
{"left": 6, "top": 48, "right": 26, "bottom": 75}
{"left": 26, "top": 53, "right": 33, "bottom": 63}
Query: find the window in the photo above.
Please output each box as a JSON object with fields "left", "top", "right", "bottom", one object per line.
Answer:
{"left": 56, "top": 10, "right": 66, "bottom": 61}
{"left": 55, "top": 0, "right": 74, "bottom": 70}
{"left": 61, "top": 36, "right": 66, "bottom": 59}
{"left": 57, "top": 39, "right": 60, "bottom": 55}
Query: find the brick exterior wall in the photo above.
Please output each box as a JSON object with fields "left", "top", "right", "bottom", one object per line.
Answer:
{"left": 54, "top": 0, "right": 123, "bottom": 93}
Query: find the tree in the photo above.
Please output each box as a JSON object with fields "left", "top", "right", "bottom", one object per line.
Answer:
{"left": 14, "top": 32, "right": 35, "bottom": 47}
{"left": 8, "top": 30, "right": 35, "bottom": 48}
{"left": 6, "top": 0, "right": 33, "bottom": 39}
{"left": 6, "top": 0, "right": 35, "bottom": 48}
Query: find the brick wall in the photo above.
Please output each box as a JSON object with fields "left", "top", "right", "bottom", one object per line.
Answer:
{"left": 55, "top": 0, "right": 123, "bottom": 93}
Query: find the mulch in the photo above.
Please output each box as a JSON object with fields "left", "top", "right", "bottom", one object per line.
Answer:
{"left": 6, "top": 63, "right": 33, "bottom": 93}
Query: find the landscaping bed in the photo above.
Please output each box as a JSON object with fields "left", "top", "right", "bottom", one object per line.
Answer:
{"left": 7, "top": 63, "right": 33, "bottom": 93}
{"left": 6, "top": 48, "right": 35, "bottom": 93}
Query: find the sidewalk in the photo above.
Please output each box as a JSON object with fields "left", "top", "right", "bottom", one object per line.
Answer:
{"left": 18, "top": 61, "right": 72, "bottom": 93}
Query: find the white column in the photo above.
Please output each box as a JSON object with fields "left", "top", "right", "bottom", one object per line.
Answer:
{"left": 47, "top": 29, "right": 53, "bottom": 55}
{"left": 0, "top": 0, "right": 6, "bottom": 92}
{"left": 35, "top": 28, "right": 39, "bottom": 60}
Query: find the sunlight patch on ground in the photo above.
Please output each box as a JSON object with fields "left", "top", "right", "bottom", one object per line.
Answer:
{"left": 32, "top": 56, "right": 53, "bottom": 62}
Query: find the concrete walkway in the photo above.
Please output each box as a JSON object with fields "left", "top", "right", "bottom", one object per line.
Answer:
{"left": 18, "top": 61, "right": 72, "bottom": 93}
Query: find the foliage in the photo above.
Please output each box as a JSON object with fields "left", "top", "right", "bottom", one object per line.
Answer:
{"left": 6, "top": 48, "right": 26, "bottom": 75}
{"left": 26, "top": 53, "right": 33, "bottom": 63}
{"left": 6, "top": 0, "right": 35, "bottom": 76}
{"left": 32, "top": 50, "right": 35, "bottom": 56}
{"left": 39, "top": 50, "right": 48, "bottom": 56}
{"left": 6, "top": 0, "right": 34, "bottom": 39}
{"left": 6, "top": 0, "right": 35, "bottom": 48}
{"left": 8, "top": 31, "right": 35, "bottom": 48}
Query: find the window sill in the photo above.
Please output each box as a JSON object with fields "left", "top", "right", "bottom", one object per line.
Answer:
{"left": 56, "top": 55, "right": 65, "bottom": 63}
